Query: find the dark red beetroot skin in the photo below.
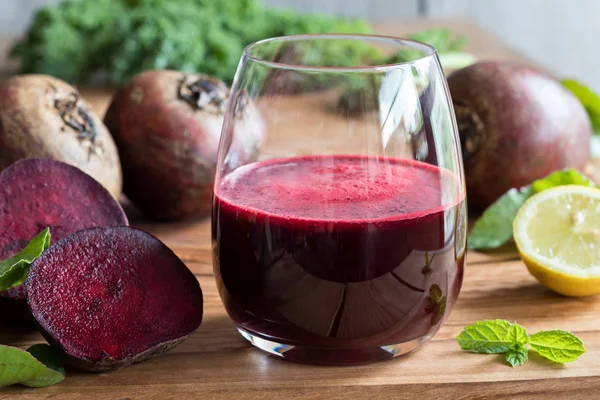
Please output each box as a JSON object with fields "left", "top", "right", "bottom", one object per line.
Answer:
{"left": 26, "top": 226, "right": 203, "bottom": 372}
{"left": 448, "top": 61, "right": 592, "bottom": 209}
{"left": 104, "top": 70, "right": 265, "bottom": 221}
{"left": 0, "top": 159, "right": 128, "bottom": 322}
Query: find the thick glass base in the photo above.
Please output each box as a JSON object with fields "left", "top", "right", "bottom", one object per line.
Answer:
{"left": 238, "top": 328, "right": 427, "bottom": 365}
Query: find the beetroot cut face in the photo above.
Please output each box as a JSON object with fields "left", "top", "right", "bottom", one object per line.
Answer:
{"left": 0, "top": 158, "right": 128, "bottom": 318}
{"left": 26, "top": 226, "right": 203, "bottom": 372}
{"left": 0, "top": 158, "right": 128, "bottom": 261}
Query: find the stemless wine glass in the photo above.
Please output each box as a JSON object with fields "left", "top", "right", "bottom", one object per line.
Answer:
{"left": 212, "top": 34, "right": 467, "bottom": 365}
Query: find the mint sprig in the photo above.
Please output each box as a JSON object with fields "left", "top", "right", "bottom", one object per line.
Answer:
{"left": 0, "top": 228, "right": 51, "bottom": 291}
{"left": 457, "top": 320, "right": 586, "bottom": 367}
{"left": 468, "top": 169, "right": 595, "bottom": 250}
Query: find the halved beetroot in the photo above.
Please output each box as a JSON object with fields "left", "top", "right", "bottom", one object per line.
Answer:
{"left": 0, "top": 159, "right": 128, "bottom": 320}
{"left": 26, "top": 226, "right": 203, "bottom": 372}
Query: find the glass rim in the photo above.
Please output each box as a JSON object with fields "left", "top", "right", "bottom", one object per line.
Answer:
{"left": 243, "top": 33, "right": 438, "bottom": 72}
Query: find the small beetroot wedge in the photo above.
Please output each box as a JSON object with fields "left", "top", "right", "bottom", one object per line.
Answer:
{"left": 0, "top": 158, "right": 127, "bottom": 322}
{"left": 26, "top": 226, "right": 203, "bottom": 372}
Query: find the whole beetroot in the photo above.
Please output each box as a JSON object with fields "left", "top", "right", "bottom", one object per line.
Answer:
{"left": 448, "top": 62, "right": 592, "bottom": 209}
{"left": 104, "top": 70, "right": 265, "bottom": 221}
{"left": 0, "top": 75, "right": 122, "bottom": 198}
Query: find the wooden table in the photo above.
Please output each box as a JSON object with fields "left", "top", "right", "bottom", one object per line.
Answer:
{"left": 2, "top": 19, "right": 600, "bottom": 400}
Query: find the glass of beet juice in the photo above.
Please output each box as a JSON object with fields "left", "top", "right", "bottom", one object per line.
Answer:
{"left": 212, "top": 34, "right": 466, "bottom": 365}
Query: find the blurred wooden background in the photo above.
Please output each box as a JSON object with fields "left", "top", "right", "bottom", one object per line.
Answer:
{"left": 1, "top": 0, "right": 599, "bottom": 92}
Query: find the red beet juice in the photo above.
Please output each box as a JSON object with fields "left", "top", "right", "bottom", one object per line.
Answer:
{"left": 212, "top": 155, "right": 466, "bottom": 364}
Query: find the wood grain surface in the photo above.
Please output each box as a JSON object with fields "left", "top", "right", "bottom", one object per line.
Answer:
{"left": 2, "top": 19, "right": 599, "bottom": 400}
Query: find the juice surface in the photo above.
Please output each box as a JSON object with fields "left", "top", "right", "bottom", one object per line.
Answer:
{"left": 218, "top": 155, "right": 448, "bottom": 222}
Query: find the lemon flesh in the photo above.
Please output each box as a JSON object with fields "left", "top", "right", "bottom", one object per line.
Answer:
{"left": 513, "top": 185, "right": 600, "bottom": 297}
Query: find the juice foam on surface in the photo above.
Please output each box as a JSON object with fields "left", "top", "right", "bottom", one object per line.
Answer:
{"left": 218, "top": 155, "right": 457, "bottom": 223}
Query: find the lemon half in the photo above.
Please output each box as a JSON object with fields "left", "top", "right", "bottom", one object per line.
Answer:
{"left": 513, "top": 185, "right": 600, "bottom": 297}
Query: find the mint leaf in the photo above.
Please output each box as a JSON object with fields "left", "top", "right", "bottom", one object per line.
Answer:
{"left": 456, "top": 319, "right": 517, "bottom": 353}
{"left": 562, "top": 79, "right": 600, "bottom": 134}
{"left": 506, "top": 345, "right": 529, "bottom": 367}
{"left": 0, "top": 344, "right": 65, "bottom": 388}
{"left": 0, "top": 228, "right": 50, "bottom": 291}
{"left": 469, "top": 169, "right": 596, "bottom": 250}
{"left": 507, "top": 323, "right": 528, "bottom": 346}
{"left": 468, "top": 187, "right": 534, "bottom": 250}
{"left": 531, "top": 169, "right": 595, "bottom": 192}
{"left": 529, "top": 330, "right": 586, "bottom": 363}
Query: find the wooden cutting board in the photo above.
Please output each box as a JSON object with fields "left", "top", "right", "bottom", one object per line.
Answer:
{"left": 2, "top": 19, "right": 600, "bottom": 400}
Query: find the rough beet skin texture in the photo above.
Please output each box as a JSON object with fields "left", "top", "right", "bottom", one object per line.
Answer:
{"left": 0, "top": 75, "right": 123, "bottom": 198}
{"left": 448, "top": 61, "right": 592, "bottom": 209}
{"left": 0, "top": 159, "right": 128, "bottom": 323}
{"left": 26, "top": 226, "right": 203, "bottom": 372}
{"left": 104, "top": 69, "right": 265, "bottom": 221}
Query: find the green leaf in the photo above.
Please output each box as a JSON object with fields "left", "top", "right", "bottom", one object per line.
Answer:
{"left": 0, "top": 228, "right": 50, "bottom": 291}
{"left": 468, "top": 186, "right": 534, "bottom": 250}
{"left": 529, "top": 330, "right": 586, "bottom": 364}
{"left": 506, "top": 345, "right": 529, "bottom": 367}
{"left": 562, "top": 79, "right": 600, "bottom": 134}
{"left": 531, "top": 169, "right": 595, "bottom": 192}
{"left": 0, "top": 344, "right": 65, "bottom": 388}
{"left": 469, "top": 169, "right": 596, "bottom": 250}
{"left": 11, "top": 0, "right": 380, "bottom": 85}
{"left": 507, "top": 322, "right": 528, "bottom": 346}
{"left": 456, "top": 319, "right": 518, "bottom": 354}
